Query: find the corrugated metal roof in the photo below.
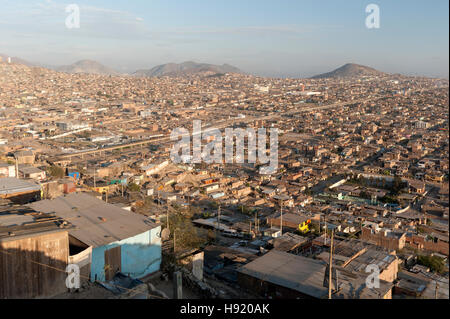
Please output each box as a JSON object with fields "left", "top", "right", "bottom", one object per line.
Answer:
{"left": 238, "top": 250, "right": 394, "bottom": 299}
{"left": 238, "top": 250, "right": 328, "bottom": 298}
{"left": 0, "top": 205, "right": 68, "bottom": 241}
{"left": 0, "top": 178, "right": 41, "bottom": 195}
{"left": 28, "top": 193, "right": 158, "bottom": 247}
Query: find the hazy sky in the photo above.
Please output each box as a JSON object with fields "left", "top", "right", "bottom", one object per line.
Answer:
{"left": 0, "top": 0, "right": 448, "bottom": 78}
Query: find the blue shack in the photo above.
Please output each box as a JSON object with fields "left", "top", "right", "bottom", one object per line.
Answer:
{"left": 29, "top": 193, "right": 161, "bottom": 282}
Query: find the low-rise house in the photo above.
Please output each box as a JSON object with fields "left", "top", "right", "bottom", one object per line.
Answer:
{"left": 267, "top": 213, "right": 312, "bottom": 233}
{"left": 0, "top": 205, "right": 71, "bottom": 298}
{"left": 237, "top": 250, "right": 394, "bottom": 299}
{"left": 141, "top": 160, "right": 169, "bottom": 176}
{"left": 409, "top": 181, "right": 426, "bottom": 194}
{"left": 0, "top": 162, "right": 16, "bottom": 178}
{"left": 394, "top": 270, "right": 449, "bottom": 299}
{"left": 14, "top": 150, "right": 34, "bottom": 165}
{"left": 18, "top": 166, "right": 46, "bottom": 181}
{"left": 0, "top": 177, "right": 41, "bottom": 204}
{"left": 29, "top": 193, "right": 162, "bottom": 282}
{"left": 361, "top": 227, "right": 407, "bottom": 251}
{"left": 232, "top": 186, "right": 252, "bottom": 198}
{"left": 406, "top": 233, "right": 449, "bottom": 256}
{"left": 204, "top": 183, "right": 220, "bottom": 194}
{"left": 270, "top": 232, "right": 309, "bottom": 252}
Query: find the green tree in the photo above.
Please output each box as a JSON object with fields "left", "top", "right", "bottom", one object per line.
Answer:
{"left": 165, "top": 211, "right": 204, "bottom": 251}
{"left": 47, "top": 166, "right": 65, "bottom": 178}
{"left": 128, "top": 183, "right": 141, "bottom": 192}
{"left": 417, "top": 255, "right": 446, "bottom": 274}
{"left": 392, "top": 176, "right": 405, "bottom": 195}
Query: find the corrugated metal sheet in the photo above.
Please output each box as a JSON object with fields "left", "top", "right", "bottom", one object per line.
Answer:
{"left": 28, "top": 193, "right": 158, "bottom": 247}
{"left": 0, "top": 178, "right": 41, "bottom": 195}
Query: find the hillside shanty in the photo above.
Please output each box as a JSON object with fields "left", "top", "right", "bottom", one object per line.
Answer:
{"left": 0, "top": 204, "right": 71, "bottom": 299}
{"left": 29, "top": 193, "right": 162, "bottom": 283}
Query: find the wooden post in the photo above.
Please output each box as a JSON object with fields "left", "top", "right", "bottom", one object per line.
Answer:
{"left": 280, "top": 204, "right": 283, "bottom": 236}
{"left": 167, "top": 210, "right": 170, "bottom": 232}
{"left": 435, "top": 282, "right": 439, "bottom": 299}
{"left": 173, "top": 271, "right": 182, "bottom": 299}
{"left": 217, "top": 205, "right": 221, "bottom": 235}
{"left": 319, "top": 216, "right": 321, "bottom": 235}
{"left": 328, "top": 229, "right": 334, "bottom": 299}
{"left": 173, "top": 230, "right": 176, "bottom": 253}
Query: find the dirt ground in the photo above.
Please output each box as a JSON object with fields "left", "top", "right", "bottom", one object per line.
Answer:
{"left": 52, "top": 272, "right": 201, "bottom": 299}
{"left": 52, "top": 281, "right": 117, "bottom": 299}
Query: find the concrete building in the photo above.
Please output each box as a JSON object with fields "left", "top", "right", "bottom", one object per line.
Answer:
{"left": 361, "top": 227, "right": 407, "bottom": 251}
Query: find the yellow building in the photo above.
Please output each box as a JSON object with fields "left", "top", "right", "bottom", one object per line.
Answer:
{"left": 298, "top": 219, "right": 311, "bottom": 234}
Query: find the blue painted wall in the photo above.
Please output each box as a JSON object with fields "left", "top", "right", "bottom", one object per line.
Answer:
{"left": 90, "top": 226, "right": 162, "bottom": 282}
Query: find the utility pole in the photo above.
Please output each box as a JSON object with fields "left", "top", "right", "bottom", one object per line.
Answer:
{"left": 257, "top": 213, "right": 260, "bottom": 233}
{"left": 216, "top": 205, "right": 221, "bottom": 239}
{"left": 435, "top": 281, "right": 439, "bottom": 299}
{"left": 319, "top": 216, "right": 321, "bottom": 235}
{"left": 280, "top": 203, "right": 283, "bottom": 236}
{"left": 15, "top": 158, "right": 19, "bottom": 178}
{"left": 328, "top": 229, "right": 334, "bottom": 299}
{"left": 167, "top": 208, "right": 170, "bottom": 232}
{"left": 173, "top": 230, "right": 176, "bottom": 253}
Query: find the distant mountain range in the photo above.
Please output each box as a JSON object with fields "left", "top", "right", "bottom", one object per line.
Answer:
{"left": 311, "top": 63, "right": 386, "bottom": 79}
{"left": 52, "top": 60, "right": 120, "bottom": 76}
{"left": 133, "top": 61, "right": 243, "bottom": 77}
{"left": 0, "top": 54, "right": 411, "bottom": 79}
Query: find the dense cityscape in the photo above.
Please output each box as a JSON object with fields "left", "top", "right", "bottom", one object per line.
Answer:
{"left": 0, "top": 56, "right": 448, "bottom": 299}
{"left": 0, "top": 1, "right": 448, "bottom": 305}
